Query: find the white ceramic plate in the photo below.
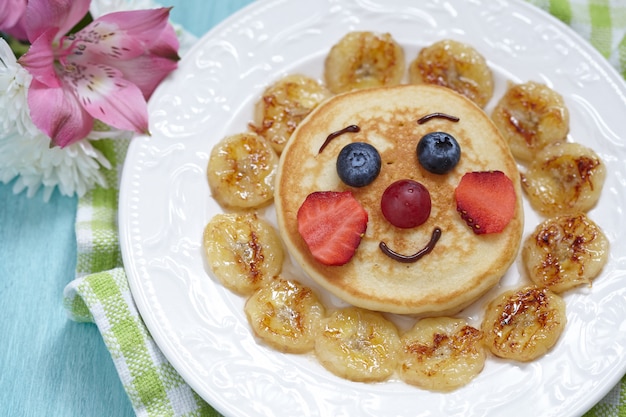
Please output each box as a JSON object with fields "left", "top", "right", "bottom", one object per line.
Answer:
{"left": 119, "top": 0, "right": 626, "bottom": 416}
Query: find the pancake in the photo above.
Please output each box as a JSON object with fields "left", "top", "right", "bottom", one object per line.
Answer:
{"left": 275, "top": 84, "right": 523, "bottom": 315}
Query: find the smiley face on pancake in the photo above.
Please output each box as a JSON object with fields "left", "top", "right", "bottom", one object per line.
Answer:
{"left": 275, "top": 84, "right": 523, "bottom": 315}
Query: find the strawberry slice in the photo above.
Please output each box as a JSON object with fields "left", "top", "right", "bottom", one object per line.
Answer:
{"left": 297, "top": 191, "right": 368, "bottom": 266}
{"left": 454, "top": 171, "right": 516, "bottom": 235}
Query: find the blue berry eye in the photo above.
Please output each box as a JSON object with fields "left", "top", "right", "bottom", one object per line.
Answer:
{"left": 417, "top": 131, "right": 461, "bottom": 174}
{"left": 336, "top": 142, "right": 381, "bottom": 187}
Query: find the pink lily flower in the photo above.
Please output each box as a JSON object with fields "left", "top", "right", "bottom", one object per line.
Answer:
{"left": 18, "top": 0, "right": 179, "bottom": 147}
{"left": 0, "top": 0, "right": 28, "bottom": 40}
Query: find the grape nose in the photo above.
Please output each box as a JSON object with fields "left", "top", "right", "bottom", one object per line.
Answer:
{"left": 380, "top": 179, "right": 431, "bottom": 229}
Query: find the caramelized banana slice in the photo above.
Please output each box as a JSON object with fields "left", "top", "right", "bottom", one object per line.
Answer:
{"left": 521, "top": 142, "right": 606, "bottom": 216}
{"left": 408, "top": 39, "right": 494, "bottom": 108}
{"left": 244, "top": 277, "right": 325, "bottom": 353}
{"left": 249, "top": 74, "right": 330, "bottom": 154}
{"left": 491, "top": 81, "right": 569, "bottom": 163}
{"left": 207, "top": 132, "right": 278, "bottom": 209}
{"left": 523, "top": 213, "right": 609, "bottom": 293}
{"left": 398, "top": 317, "right": 485, "bottom": 391}
{"left": 324, "top": 31, "right": 405, "bottom": 94}
{"left": 203, "top": 213, "right": 283, "bottom": 295}
{"left": 315, "top": 307, "right": 401, "bottom": 382}
{"left": 482, "top": 285, "right": 566, "bottom": 362}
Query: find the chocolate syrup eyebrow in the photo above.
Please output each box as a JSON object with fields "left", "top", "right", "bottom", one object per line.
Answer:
{"left": 379, "top": 227, "right": 442, "bottom": 263}
{"left": 318, "top": 124, "right": 360, "bottom": 154}
{"left": 417, "top": 113, "right": 460, "bottom": 125}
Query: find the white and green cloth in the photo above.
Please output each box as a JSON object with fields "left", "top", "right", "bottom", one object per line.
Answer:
{"left": 530, "top": 0, "right": 626, "bottom": 79}
{"left": 62, "top": 1, "right": 626, "bottom": 416}
{"left": 63, "top": 138, "right": 219, "bottom": 417}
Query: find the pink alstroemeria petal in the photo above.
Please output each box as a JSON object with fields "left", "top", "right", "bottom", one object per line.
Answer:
{"left": 76, "top": 20, "right": 145, "bottom": 61}
{"left": 147, "top": 22, "right": 180, "bottom": 61}
{"left": 97, "top": 8, "right": 172, "bottom": 47}
{"left": 25, "top": 0, "right": 90, "bottom": 43}
{"left": 77, "top": 8, "right": 177, "bottom": 61}
{"left": 111, "top": 54, "right": 178, "bottom": 99}
{"left": 28, "top": 78, "right": 94, "bottom": 147}
{"left": 0, "top": 0, "right": 28, "bottom": 39}
{"left": 18, "top": 28, "right": 62, "bottom": 88}
{"left": 3, "top": 17, "right": 28, "bottom": 41}
{"left": 0, "top": 0, "right": 26, "bottom": 28}
{"left": 73, "top": 63, "right": 149, "bottom": 134}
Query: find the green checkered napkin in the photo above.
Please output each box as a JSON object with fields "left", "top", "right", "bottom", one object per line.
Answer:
{"left": 63, "top": 138, "right": 220, "bottom": 417}
{"left": 528, "top": 0, "right": 626, "bottom": 80}
{"left": 62, "top": 2, "right": 626, "bottom": 416}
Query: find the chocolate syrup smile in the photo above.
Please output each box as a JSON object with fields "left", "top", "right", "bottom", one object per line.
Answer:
{"left": 379, "top": 227, "right": 442, "bottom": 263}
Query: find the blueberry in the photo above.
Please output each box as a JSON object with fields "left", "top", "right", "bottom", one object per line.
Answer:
{"left": 336, "top": 142, "right": 381, "bottom": 187}
{"left": 417, "top": 131, "right": 461, "bottom": 174}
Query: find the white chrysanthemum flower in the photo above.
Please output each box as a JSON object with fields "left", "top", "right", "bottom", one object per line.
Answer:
{"left": 0, "top": 130, "right": 118, "bottom": 201}
{"left": 0, "top": 39, "right": 36, "bottom": 138}
{"left": 0, "top": 37, "right": 119, "bottom": 201}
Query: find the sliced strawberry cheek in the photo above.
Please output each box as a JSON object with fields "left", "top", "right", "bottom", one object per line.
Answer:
{"left": 297, "top": 191, "right": 368, "bottom": 266}
{"left": 455, "top": 171, "right": 516, "bottom": 235}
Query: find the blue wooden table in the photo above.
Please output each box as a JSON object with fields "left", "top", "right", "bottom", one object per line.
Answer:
{"left": 0, "top": 1, "right": 253, "bottom": 415}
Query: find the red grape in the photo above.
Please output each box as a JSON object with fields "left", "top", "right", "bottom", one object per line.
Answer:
{"left": 380, "top": 179, "right": 431, "bottom": 228}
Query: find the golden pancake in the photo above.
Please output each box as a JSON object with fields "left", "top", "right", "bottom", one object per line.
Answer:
{"left": 275, "top": 84, "right": 523, "bottom": 315}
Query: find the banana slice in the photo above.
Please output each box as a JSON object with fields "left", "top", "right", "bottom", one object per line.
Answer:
{"left": 523, "top": 213, "right": 609, "bottom": 293}
{"left": 482, "top": 285, "right": 567, "bottom": 362}
{"left": 398, "top": 317, "right": 485, "bottom": 392}
{"left": 408, "top": 39, "right": 494, "bottom": 108}
{"left": 249, "top": 74, "right": 330, "bottom": 154}
{"left": 521, "top": 142, "right": 606, "bottom": 216}
{"left": 207, "top": 132, "right": 279, "bottom": 209}
{"left": 491, "top": 81, "right": 569, "bottom": 163}
{"left": 203, "top": 212, "right": 283, "bottom": 295}
{"left": 244, "top": 277, "right": 325, "bottom": 353}
{"left": 315, "top": 307, "right": 401, "bottom": 382}
{"left": 324, "top": 31, "right": 405, "bottom": 94}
